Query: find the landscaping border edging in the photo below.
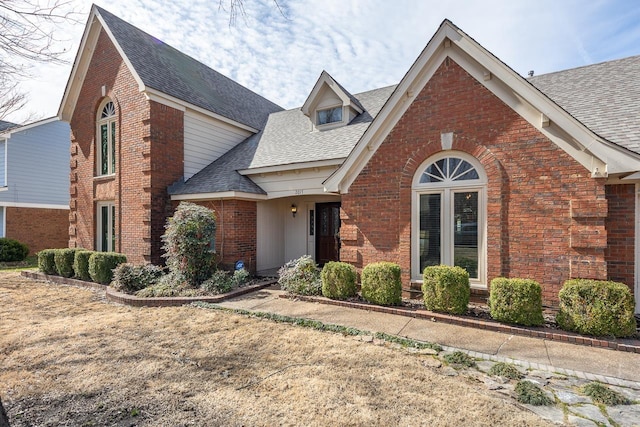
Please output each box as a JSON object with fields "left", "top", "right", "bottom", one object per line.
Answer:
{"left": 21, "top": 270, "right": 276, "bottom": 307}
{"left": 280, "top": 294, "right": 640, "bottom": 354}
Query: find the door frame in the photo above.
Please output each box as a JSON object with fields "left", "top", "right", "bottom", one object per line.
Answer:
{"left": 315, "top": 201, "right": 341, "bottom": 265}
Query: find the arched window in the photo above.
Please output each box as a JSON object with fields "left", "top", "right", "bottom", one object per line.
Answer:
{"left": 411, "top": 152, "right": 487, "bottom": 287}
{"left": 97, "top": 100, "right": 116, "bottom": 176}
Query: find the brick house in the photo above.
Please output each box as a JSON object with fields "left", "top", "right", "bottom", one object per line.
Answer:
{"left": 0, "top": 118, "right": 70, "bottom": 253}
{"left": 60, "top": 7, "right": 639, "bottom": 312}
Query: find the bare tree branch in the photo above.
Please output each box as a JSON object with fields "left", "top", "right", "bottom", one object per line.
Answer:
{"left": 0, "top": 0, "right": 81, "bottom": 122}
{"left": 218, "top": 0, "right": 288, "bottom": 27}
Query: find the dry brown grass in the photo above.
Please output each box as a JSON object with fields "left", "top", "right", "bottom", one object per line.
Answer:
{"left": 0, "top": 272, "right": 551, "bottom": 426}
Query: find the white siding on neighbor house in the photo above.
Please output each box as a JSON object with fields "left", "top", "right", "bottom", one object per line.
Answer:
{"left": 0, "top": 119, "right": 69, "bottom": 207}
{"left": 0, "top": 140, "right": 6, "bottom": 187}
{"left": 249, "top": 166, "right": 340, "bottom": 199}
{"left": 183, "top": 110, "right": 252, "bottom": 180}
{"left": 0, "top": 206, "right": 4, "bottom": 237}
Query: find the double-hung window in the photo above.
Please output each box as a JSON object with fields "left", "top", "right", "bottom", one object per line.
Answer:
{"left": 97, "top": 101, "right": 116, "bottom": 176}
{"left": 412, "top": 152, "right": 487, "bottom": 287}
{"left": 97, "top": 201, "right": 115, "bottom": 252}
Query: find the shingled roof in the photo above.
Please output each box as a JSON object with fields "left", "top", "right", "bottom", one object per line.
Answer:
{"left": 95, "top": 6, "right": 282, "bottom": 130}
{"left": 169, "top": 84, "right": 396, "bottom": 195}
{"left": 0, "top": 120, "right": 16, "bottom": 132}
{"left": 530, "top": 55, "right": 640, "bottom": 154}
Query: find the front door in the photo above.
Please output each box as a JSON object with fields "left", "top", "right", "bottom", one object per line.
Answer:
{"left": 316, "top": 202, "right": 341, "bottom": 265}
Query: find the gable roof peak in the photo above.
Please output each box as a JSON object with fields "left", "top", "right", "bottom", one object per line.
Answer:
{"left": 301, "top": 71, "right": 364, "bottom": 117}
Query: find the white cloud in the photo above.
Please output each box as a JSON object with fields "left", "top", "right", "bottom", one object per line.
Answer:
{"left": 4, "top": 0, "right": 640, "bottom": 123}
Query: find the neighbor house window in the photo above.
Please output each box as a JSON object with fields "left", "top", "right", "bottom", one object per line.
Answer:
{"left": 97, "top": 100, "right": 116, "bottom": 176}
{"left": 97, "top": 201, "right": 115, "bottom": 252}
{"left": 317, "top": 106, "right": 342, "bottom": 125}
{"left": 411, "top": 152, "right": 487, "bottom": 287}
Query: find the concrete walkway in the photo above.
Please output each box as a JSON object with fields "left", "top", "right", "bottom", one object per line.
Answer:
{"left": 217, "top": 287, "right": 640, "bottom": 387}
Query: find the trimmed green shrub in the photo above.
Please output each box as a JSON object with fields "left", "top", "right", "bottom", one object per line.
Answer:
{"left": 88, "top": 252, "right": 127, "bottom": 285}
{"left": 515, "top": 380, "right": 553, "bottom": 406}
{"left": 201, "top": 269, "right": 234, "bottom": 294}
{"left": 556, "top": 279, "right": 636, "bottom": 337}
{"left": 360, "top": 262, "right": 402, "bottom": 306}
{"left": 162, "top": 202, "right": 217, "bottom": 287}
{"left": 489, "top": 278, "right": 544, "bottom": 326}
{"left": 321, "top": 261, "right": 357, "bottom": 300}
{"left": 0, "top": 238, "right": 29, "bottom": 262}
{"left": 111, "top": 263, "right": 165, "bottom": 293}
{"left": 54, "top": 248, "right": 81, "bottom": 278}
{"left": 582, "top": 382, "right": 630, "bottom": 406}
{"left": 488, "top": 362, "right": 523, "bottom": 380}
{"left": 37, "top": 249, "right": 57, "bottom": 274}
{"left": 73, "top": 250, "right": 95, "bottom": 281}
{"left": 278, "top": 255, "right": 322, "bottom": 295}
{"left": 422, "top": 265, "right": 470, "bottom": 314}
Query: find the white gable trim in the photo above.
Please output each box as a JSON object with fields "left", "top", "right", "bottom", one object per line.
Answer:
{"left": 324, "top": 20, "right": 640, "bottom": 194}
{"left": 171, "top": 191, "right": 268, "bottom": 202}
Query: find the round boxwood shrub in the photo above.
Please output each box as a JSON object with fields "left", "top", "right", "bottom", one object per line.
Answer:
{"left": 360, "top": 262, "right": 402, "bottom": 306}
{"left": 54, "top": 248, "right": 81, "bottom": 278}
{"left": 73, "top": 250, "right": 95, "bottom": 281}
{"left": 0, "top": 237, "right": 29, "bottom": 262}
{"left": 278, "top": 255, "right": 322, "bottom": 295}
{"left": 489, "top": 278, "right": 544, "bottom": 326}
{"left": 321, "top": 261, "right": 357, "bottom": 300}
{"left": 556, "top": 279, "right": 636, "bottom": 337}
{"left": 37, "top": 249, "right": 57, "bottom": 274}
{"left": 422, "top": 265, "right": 470, "bottom": 314}
{"left": 89, "top": 252, "right": 127, "bottom": 285}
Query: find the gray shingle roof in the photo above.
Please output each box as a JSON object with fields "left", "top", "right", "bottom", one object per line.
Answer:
{"left": 96, "top": 6, "right": 282, "bottom": 130}
{"left": 169, "top": 84, "right": 396, "bottom": 195}
{"left": 530, "top": 55, "right": 640, "bottom": 154}
{"left": 0, "top": 120, "right": 16, "bottom": 132}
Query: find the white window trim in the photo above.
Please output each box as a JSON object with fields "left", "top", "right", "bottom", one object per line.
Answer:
{"left": 96, "top": 201, "right": 115, "bottom": 252}
{"left": 315, "top": 104, "right": 345, "bottom": 130}
{"left": 96, "top": 100, "right": 116, "bottom": 177}
{"left": 411, "top": 151, "right": 487, "bottom": 288}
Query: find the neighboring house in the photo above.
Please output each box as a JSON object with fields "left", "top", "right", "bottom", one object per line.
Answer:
{"left": 60, "top": 6, "right": 639, "bottom": 313}
{"left": 0, "top": 117, "right": 70, "bottom": 254}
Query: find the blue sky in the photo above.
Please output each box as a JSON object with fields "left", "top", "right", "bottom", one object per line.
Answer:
{"left": 5, "top": 0, "right": 640, "bottom": 123}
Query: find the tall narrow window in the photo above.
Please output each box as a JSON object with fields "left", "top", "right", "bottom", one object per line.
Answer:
{"left": 97, "top": 100, "right": 116, "bottom": 176}
{"left": 412, "top": 153, "right": 487, "bottom": 287}
{"left": 97, "top": 201, "right": 115, "bottom": 252}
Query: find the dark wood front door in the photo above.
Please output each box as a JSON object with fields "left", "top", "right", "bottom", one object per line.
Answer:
{"left": 316, "top": 202, "right": 341, "bottom": 265}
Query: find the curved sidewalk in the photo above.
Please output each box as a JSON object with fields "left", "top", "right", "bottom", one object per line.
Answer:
{"left": 216, "top": 287, "right": 640, "bottom": 388}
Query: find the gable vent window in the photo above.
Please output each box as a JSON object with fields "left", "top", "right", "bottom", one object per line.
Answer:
{"left": 317, "top": 107, "right": 342, "bottom": 125}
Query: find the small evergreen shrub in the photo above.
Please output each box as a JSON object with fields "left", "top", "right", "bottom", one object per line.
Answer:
{"left": 488, "top": 362, "right": 523, "bottom": 380}
{"left": 111, "top": 263, "right": 165, "bottom": 293}
{"left": 201, "top": 269, "right": 234, "bottom": 294}
{"left": 162, "top": 202, "right": 217, "bottom": 287}
{"left": 54, "top": 248, "right": 80, "bottom": 278}
{"left": 582, "top": 382, "right": 630, "bottom": 406}
{"left": 278, "top": 255, "right": 322, "bottom": 295}
{"left": 73, "top": 250, "right": 95, "bottom": 281}
{"left": 515, "top": 380, "right": 553, "bottom": 406}
{"left": 360, "top": 262, "right": 402, "bottom": 306}
{"left": 321, "top": 261, "right": 357, "bottom": 300}
{"left": 556, "top": 279, "right": 636, "bottom": 337}
{"left": 443, "top": 351, "right": 476, "bottom": 368}
{"left": 489, "top": 278, "right": 544, "bottom": 326}
{"left": 37, "top": 249, "right": 57, "bottom": 274}
{"left": 0, "top": 238, "right": 29, "bottom": 262}
{"left": 422, "top": 265, "right": 470, "bottom": 314}
{"left": 88, "top": 252, "right": 127, "bottom": 285}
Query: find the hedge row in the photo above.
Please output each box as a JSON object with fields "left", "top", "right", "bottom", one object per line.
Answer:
{"left": 37, "top": 248, "right": 127, "bottom": 285}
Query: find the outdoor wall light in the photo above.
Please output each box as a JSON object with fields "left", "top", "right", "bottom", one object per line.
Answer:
{"left": 291, "top": 204, "right": 298, "bottom": 218}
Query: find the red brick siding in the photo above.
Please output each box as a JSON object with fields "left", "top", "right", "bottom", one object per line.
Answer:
{"left": 5, "top": 207, "right": 69, "bottom": 254}
{"left": 69, "top": 29, "right": 183, "bottom": 264}
{"left": 192, "top": 200, "right": 257, "bottom": 272}
{"left": 342, "top": 58, "right": 607, "bottom": 306}
{"left": 605, "top": 184, "right": 635, "bottom": 293}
